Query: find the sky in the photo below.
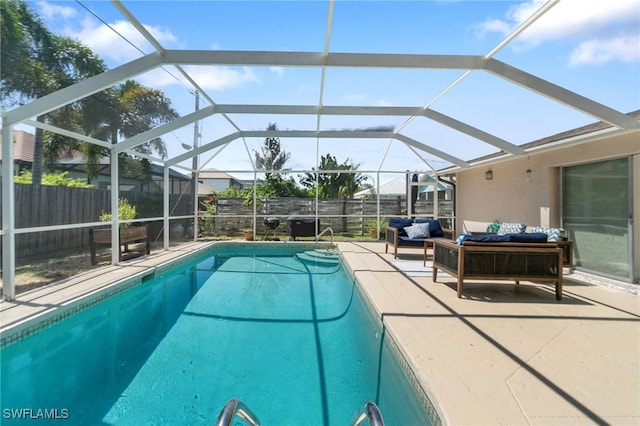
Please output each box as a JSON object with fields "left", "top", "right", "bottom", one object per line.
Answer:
{"left": 18, "top": 0, "right": 640, "bottom": 184}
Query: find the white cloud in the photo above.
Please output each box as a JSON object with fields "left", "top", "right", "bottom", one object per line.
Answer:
{"left": 71, "top": 20, "right": 179, "bottom": 63}
{"left": 476, "top": 0, "right": 640, "bottom": 65}
{"left": 270, "top": 67, "right": 285, "bottom": 77}
{"left": 187, "top": 66, "right": 260, "bottom": 91}
{"left": 36, "top": 1, "right": 78, "bottom": 20}
{"left": 36, "top": 2, "right": 178, "bottom": 64}
{"left": 476, "top": 18, "right": 512, "bottom": 36}
{"left": 570, "top": 35, "right": 640, "bottom": 65}
{"left": 34, "top": 2, "right": 259, "bottom": 91}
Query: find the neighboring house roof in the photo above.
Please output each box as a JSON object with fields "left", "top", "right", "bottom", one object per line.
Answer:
{"left": 197, "top": 168, "right": 249, "bottom": 193}
{"left": 1, "top": 130, "right": 190, "bottom": 182}
{"left": 197, "top": 182, "right": 213, "bottom": 196}
{"left": 419, "top": 176, "right": 451, "bottom": 192}
{"left": 0, "top": 130, "right": 35, "bottom": 163}
{"left": 355, "top": 176, "right": 452, "bottom": 198}
{"left": 354, "top": 177, "right": 407, "bottom": 198}
{"left": 56, "top": 152, "right": 110, "bottom": 166}
{"left": 198, "top": 169, "right": 238, "bottom": 180}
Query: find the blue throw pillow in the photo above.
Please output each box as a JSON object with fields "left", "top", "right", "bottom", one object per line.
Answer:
{"left": 507, "top": 232, "right": 548, "bottom": 243}
{"left": 460, "top": 234, "right": 511, "bottom": 244}
{"left": 389, "top": 218, "right": 414, "bottom": 236}
{"left": 428, "top": 220, "right": 444, "bottom": 238}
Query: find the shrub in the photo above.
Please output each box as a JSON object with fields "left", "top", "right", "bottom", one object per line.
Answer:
{"left": 99, "top": 199, "right": 137, "bottom": 228}
{"left": 14, "top": 170, "right": 93, "bottom": 187}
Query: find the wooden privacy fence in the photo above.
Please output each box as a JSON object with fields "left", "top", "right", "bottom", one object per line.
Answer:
{"left": 7, "top": 185, "right": 110, "bottom": 259}
{"left": 2, "top": 184, "right": 191, "bottom": 259}
{"left": 213, "top": 197, "right": 454, "bottom": 236}
{"left": 2, "top": 184, "right": 453, "bottom": 260}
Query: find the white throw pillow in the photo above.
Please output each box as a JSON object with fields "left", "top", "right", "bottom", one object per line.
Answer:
{"left": 404, "top": 223, "right": 429, "bottom": 239}
{"left": 531, "top": 226, "right": 565, "bottom": 241}
{"left": 497, "top": 223, "right": 526, "bottom": 235}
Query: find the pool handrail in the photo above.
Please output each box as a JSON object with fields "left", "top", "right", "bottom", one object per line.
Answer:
{"left": 215, "top": 398, "right": 260, "bottom": 426}
{"left": 315, "top": 227, "right": 334, "bottom": 245}
{"left": 352, "top": 401, "right": 385, "bottom": 426}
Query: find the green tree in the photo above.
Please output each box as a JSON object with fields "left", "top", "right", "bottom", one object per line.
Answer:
{"left": 1, "top": 1, "right": 177, "bottom": 184}
{"left": 45, "top": 80, "right": 178, "bottom": 182}
{"left": 299, "top": 153, "right": 368, "bottom": 198}
{"left": 254, "top": 122, "right": 290, "bottom": 180}
{"left": 1, "top": 0, "right": 108, "bottom": 185}
{"left": 98, "top": 80, "right": 178, "bottom": 182}
{"left": 225, "top": 175, "right": 306, "bottom": 206}
{"left": 13, "top": 170, "right": 92, "bottom": 187}
{"left": 260, "top": 174, "right": 306, "bottom": 198}
{"left": 114, "top": 80, "right": 177, "bottom": 156}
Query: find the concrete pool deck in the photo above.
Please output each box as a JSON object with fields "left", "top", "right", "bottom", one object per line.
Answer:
{"left": 342, "top": 242, "right": 640, "bottom": 426}
{"left": 2, "top": 241, "right": 639, "bottom": 425}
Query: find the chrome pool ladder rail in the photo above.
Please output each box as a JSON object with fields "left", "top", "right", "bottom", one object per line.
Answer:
{"left": 352, "top": 401, "right": 385, "bottom": 426}
{"left": 315, "top": 227, "right": 334, "bottom": 246}
{"left": 215, "top": 398, "right": 260, "bottom": 426}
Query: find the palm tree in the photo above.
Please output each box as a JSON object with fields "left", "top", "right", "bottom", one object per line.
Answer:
{"left": 115, "top": 80, "right": 177, "bottom": 157}
{"left": 1, "top": 0, "right": 108, "bottom": 185}
{"left": 254, "top": 122, "right": 290, "bottom": 180}
{"left": 299, "top": 153, "right": 368, "bottom": 198}
{"left": 47, "top": 80, "right": 179, "bottom": 182}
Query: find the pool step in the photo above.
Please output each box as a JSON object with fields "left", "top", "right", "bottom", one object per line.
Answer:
{"left": 295, "top": 249, "right": 340, "bottom": 265}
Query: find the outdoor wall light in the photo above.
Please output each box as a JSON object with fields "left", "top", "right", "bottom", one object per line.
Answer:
{"left": 485, "top": 170, "right": 493, "bottom": 180}
{"left": 525, "top": 168, "right": 533, "bottom": 182}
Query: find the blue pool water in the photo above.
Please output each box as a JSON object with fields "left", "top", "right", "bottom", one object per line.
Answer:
{"left": 1, "top": 245, "right": 433, "bottom": 425}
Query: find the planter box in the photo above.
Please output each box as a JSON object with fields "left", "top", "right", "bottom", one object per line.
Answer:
{"left": 89, "top": 225, "right": 150, "bottom": 265}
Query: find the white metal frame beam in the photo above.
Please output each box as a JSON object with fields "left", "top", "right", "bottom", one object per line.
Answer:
{"left": 485, "top": 58, "right": 638, "bottom": 129}
{"left": 209, "top": 104, "right": 526, "bottom": 155}
{"left": 5, "top": 49, "right": 632, "bottom": 162}
{"left": 2, "top": 121, "right": 16, "bottom": 300}
{"left": 165, "top": 129, "right": 470, "bottom": 169}
{"left": 5, "top": 53, "right": 163, "bottom": 124}
{"left": 115, "top": 105, "right": 215, "bottom": 153}
{"left": 2, "top": 0, "right": 638, "bottom": 300}
{"left": 5, "top": 47, "right": 633, "bottom": 158}
{"left": 161, "top": 50, "right": 487, "bottom": 69}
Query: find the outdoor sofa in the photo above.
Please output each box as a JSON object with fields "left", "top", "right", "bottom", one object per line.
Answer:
{"left": 385, "top": 217, "right": 454, "bottom": 259}
{"left": 432, "top": 232, "right": 564, "bottom": 300}
{"left": 469, "top": 223, "right": 573, "bottom": 268}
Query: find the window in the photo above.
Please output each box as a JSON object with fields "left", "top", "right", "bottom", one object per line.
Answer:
{"left": 562, "top": 158, "right": 632, "bottom": 281}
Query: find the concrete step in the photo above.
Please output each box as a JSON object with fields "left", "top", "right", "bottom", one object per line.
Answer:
{"left": 295, "top": 249, "right": 340, "bottom": 265}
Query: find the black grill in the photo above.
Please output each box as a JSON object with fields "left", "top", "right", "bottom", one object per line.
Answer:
{"left": 263, "top": 217, "right": 280, "bottom": 229}
{"left": 286, "top": 216, "right": 319, "bottom": 240}
{"left": 263, "top": 217, "right": 280, "bottom": 240}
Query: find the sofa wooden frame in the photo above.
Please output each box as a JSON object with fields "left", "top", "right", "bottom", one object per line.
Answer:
{"left": 385, "top": 224, "right": 454, "bottom": 259}
{"left": 432, "top": 239, "right": 564, "bottom": 300}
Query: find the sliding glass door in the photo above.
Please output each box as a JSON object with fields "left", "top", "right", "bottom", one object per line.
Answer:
{"left": 562, "top": 157, "right": 632, "bottom": 281}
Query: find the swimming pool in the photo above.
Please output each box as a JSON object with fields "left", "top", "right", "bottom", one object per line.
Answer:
{"left": 1, "top": 244, "right": 433, "bottom": 425}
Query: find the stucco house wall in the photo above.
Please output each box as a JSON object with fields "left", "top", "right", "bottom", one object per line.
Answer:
{"left": 454, "top": 129, "right": 639, "bottom": 282}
